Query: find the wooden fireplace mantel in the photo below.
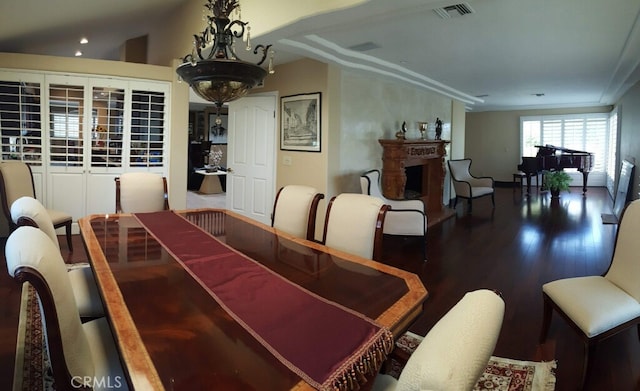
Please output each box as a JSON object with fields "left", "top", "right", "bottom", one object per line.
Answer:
{"left": 379, "top": 139, "right": 450, "bottom": 217}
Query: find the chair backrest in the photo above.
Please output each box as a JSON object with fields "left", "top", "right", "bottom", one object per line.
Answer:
{"left": 322, "top": 193, "right": 389, "bottom": 260}
{"left": 397, "top": 289, "right": 504, "bottom": 390}
{"left": 115, "top": 172, "right": 169, "bottom": 213}
{"left": 605, "top": 199, "right": 640, "bottom": 301}
{"left": 448, "top": 159, "right": 474, "bottom": 182}
{"left": 11, "top": 196, "right": 60, "bottom": 250}
{"left": 271, "top": 185, "right": 324, "bottom": 240}
{"left": 0, "top": 161, "right": 37, "bottom": 229}
{"left": 360, "top": 169, "right": 386, "bottom": 200}
{"left": 5, "top": 226, "right": 95, "bottom": 387}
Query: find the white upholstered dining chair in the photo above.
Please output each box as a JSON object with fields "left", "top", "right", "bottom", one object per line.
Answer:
{"left": 360, "top": 169, "right": 428, "bottom": 261}
{"left": 0, "top": 161, "right": 74, "bottom": 250}
{"left": 447, "top": 159, "right": 495, "bottom": 214}
{"left": 540, "top": 199, "right": 640, "bottom": 389}
{"left": 372, "top": 289, "right": 504, "bottom": 391}
{"left": 11, "top": 196, "right": 104, "bottom": 319}
{"left": 271, "top": 185, "right": 324, "bottom": 241}
{"left": 115, "top": 172, "right": 169, "bottom": 213}
{"left": 322, "top": 193, "right": 389, "bottom": 261}
{"left": 6, "top": 226, "right": 128, "bottom": 391}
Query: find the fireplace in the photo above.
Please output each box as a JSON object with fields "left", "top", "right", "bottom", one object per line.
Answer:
{"left": 378, "top": 139, "right": 450, "bottom": 217}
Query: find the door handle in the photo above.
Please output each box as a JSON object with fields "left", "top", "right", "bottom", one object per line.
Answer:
{"left": 226, "top": 167, "right": 233, "bottom": 173}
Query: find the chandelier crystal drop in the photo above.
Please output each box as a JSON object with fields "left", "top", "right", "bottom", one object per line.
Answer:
{"left": 176, "top": 0, "right": 274, "bottom": 119}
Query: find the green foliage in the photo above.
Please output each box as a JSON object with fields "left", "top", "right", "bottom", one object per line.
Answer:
{"left": 544, "top": 170, "right": 572, "bottom": 192}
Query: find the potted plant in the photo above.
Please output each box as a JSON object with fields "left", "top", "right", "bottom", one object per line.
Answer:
{"left": 544, "top": 170, "right": 572, "bottom": 198}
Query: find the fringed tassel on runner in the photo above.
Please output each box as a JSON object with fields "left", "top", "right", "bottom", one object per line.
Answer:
{"left": 330, "top": 329, "right": 395, "bottom": 391}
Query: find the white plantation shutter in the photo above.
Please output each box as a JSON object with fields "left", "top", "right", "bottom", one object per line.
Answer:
{"left": 129, "top": 89, "right": 166, "bottom": 168}
{"left": 91, "top": 86, "right": 125, "bottom": 168}
{"left": 49, "top": 84, "right": 84, "bottom": 167}
{"left": 520, "top": 113, "right": 611, "bottom": 186}
{"left": 0, "top": 80, "right": 43, "bottom": 164}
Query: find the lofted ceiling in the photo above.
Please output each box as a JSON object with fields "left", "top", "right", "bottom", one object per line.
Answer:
{"left": 2, "top": 0, "right": 639, "bottom": 112}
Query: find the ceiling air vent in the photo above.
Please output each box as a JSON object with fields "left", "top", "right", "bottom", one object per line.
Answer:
{"left": 434, "top": 3, "right": 475, "bottom": 19}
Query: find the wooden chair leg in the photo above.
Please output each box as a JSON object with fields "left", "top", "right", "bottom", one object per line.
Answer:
{"left": 65, "top": 221, "right": 73, "bottom": 252}
{"left": 581, "top": 341, "right": 596, "bottom": 390}
{"left": 422, "top": 233, "right": 427, "bottom": 262}
{"left": 491, "top": 193, "right": 495, "bottom": 207}
{"left": 468, "top": 199, "right": 473, "bottom": 214}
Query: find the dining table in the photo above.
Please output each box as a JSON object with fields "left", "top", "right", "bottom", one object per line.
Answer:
{"left": 78, "top": 208, "right": 428, "bottom": 391}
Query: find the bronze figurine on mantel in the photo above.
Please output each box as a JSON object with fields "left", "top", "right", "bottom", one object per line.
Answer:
{"left": 395, "top": 121, "right": 408, "bottom": 140}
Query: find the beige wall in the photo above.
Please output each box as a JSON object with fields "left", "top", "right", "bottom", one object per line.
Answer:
{"left": 259, "top": 58, "right": 330, "bottom": 195}
{"left": 465, "top": 105, "right": 612, "bottom": 182}
{"left": 0, "top": 52, "right": 190, "bottom": 210}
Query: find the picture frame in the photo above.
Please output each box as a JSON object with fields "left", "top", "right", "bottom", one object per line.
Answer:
{"left": 281, "top": 92, "right": 321, "bottom": 152}
{"left": 209, "top": 112, "right": 228, "bottom": 144}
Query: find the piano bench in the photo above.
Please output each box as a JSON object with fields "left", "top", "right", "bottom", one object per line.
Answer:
{"left": 513, "top": 171, "right": 538, "bottom": 190}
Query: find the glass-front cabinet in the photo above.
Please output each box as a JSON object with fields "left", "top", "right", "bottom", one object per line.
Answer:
{"left": 0, "top": 70, "right": 169, "bottom": 229}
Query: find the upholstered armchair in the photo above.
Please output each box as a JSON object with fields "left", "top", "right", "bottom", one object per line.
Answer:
{"left": 6, "top": 226, "right": 128, "bottom": 390}
{"left": 322, "top": 193, "right": 389, "bottom": 261}
{"left": 0, "top": 161, "right": 73, "bottom": 250}
{"left": 372, "top": 289, "right": 504, "bottom": 391}
{"left": 271, "top": 185, "right": 324, "bottom": 241}
{"left": 115, "top": 172, "right": 169, "bottom": 213}
{"left": 11, "top": 196, "right": 104, "bottom": 319}
{"left": 448, "top": 159, "right": 495, "bottom": 214}
{"left": 360, "top": 169, "right": 428, "bottom": 261}
{"left": 540, "top": 199, "right": 640, "bottom": 389}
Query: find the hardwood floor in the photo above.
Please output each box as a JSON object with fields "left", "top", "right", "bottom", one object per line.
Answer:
{"left": 382, "top": 186, "right": 638, "bottom": 391}
{"left": 0, "top": 186, "right": 636, "bottom": 390}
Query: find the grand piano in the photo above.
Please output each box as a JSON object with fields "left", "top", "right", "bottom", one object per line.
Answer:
{"left": 518, "top": 144, "right": 594, "bottom": 194}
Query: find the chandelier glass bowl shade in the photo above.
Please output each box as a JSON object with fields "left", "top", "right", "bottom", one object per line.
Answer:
{"left": 176, "top": 0, "right": 273, "bottom": 109}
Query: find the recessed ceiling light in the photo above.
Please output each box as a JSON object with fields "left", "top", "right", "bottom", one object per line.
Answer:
{"left": 80, "top": 37, "right": 88, "bottom": 44}
{"left": 75, "top": 50, "right": 83, "bottom": 57}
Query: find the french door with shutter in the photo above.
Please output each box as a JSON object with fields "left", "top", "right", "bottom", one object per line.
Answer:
{"left": 0, "top": 70, "right": 169, "bottom": 230}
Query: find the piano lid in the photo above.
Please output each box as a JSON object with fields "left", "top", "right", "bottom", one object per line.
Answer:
{"left": 535, "top": 144, "right": 593, "bottom": 156}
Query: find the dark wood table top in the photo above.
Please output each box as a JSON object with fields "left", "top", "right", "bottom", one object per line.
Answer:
{"left": 79, "top": 209, "right": 427, "bottom": 391}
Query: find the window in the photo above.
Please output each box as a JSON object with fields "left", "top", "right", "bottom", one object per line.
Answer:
{"left": 49, "top": 84, "right": 84, "bottom": 166}
{"left": 130, "top": 89, "right": 166, "bottom": 168}
{"left": 91, "top": 87, "right": 125, "bottom": 168}
{"left": 0, "top": 80, "right": 43, "bottom": 164}
{"left": 520, "top": 113, "right": 612, "bottom": 187}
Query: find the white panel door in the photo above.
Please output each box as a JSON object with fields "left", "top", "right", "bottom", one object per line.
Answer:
{"left": 226, "top": 96, "right": 276, "bottom": 225}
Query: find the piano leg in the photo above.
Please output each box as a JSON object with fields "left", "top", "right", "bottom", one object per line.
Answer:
{"left": 525, "top": 175, "right": 533, "bottom": 195}
{"left": 581, "top": 171, "right": 589, "bottom": 194}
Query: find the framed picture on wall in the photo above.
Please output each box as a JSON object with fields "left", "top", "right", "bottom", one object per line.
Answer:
{"left": 209, "top": 112, "right": 228, "bottom": 144}
{"left": 281, "top": 92, "right": 321, "bottom": 152}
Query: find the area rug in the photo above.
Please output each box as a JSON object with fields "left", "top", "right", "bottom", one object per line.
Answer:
{"left": 13, "top": 283, "right": 55, "bottom": 391}
{"left": 387, "top": 331, "right": 557, "bottom": 391}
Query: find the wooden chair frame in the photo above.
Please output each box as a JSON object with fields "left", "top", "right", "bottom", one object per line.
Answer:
{"left": 0, "top": 162, "right": 72, "bottom": 250}
{"left": 539, "top": 201, "right": 640, "bottom": 389}
{"left": 114, "top": 175, "right": 170, "bottom": 214}
{"left": 271, "top": 186, "right": 325, "bottom": 242}
{"left": 322, "top": 195, "right": 389, "bottom": 261}
{"left": 448, "top": 158, "right": 495, "bottom": 214}
{"left": 361, "top": 169, "right": 428, "bottom": 262}
{"left": 12, "top": 267, "right": 92, "bottom": 391}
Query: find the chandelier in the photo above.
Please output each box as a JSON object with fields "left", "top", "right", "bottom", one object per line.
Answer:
{"left": 176, "top": 0, "right": 274, "bottom": 121}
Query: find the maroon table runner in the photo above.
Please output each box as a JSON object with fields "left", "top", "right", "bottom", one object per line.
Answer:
{"left": 133, "top": 211, "right": 393, "bottom": 390}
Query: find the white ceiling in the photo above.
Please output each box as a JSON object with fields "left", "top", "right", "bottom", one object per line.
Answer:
{"left": 2, "top": 0, "right": 640, "bottom": 112}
